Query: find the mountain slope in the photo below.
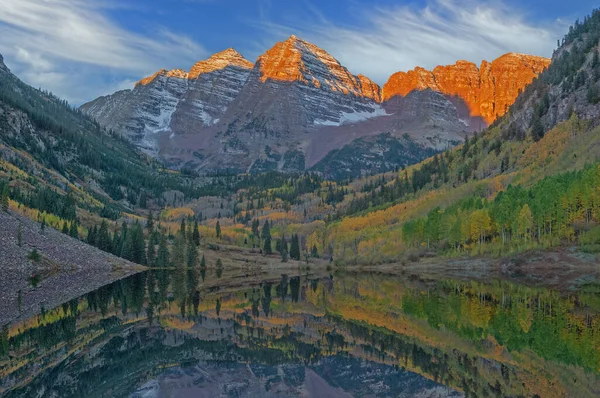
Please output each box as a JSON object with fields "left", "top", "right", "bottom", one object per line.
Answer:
{"left": 81, "top": 37, "right": 548, "bottom": 176}
{"left": 0, "top": 53, "right": 200, "bottom": 218}
{"left": 80, "top": 49, "right": 254, "bottom": 155}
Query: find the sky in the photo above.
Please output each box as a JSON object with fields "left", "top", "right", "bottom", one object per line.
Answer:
{"left": 0, "top": 0, "right": 597, "bottom": 105}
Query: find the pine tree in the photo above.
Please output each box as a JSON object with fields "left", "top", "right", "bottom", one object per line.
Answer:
{"left": 69, "top": 219, "right": 78, "bottom": 239}
{"left": 111, "top": 232, "right": 121, "bottom": 256}
{"left": 17, "top": 223, "right": 22, "bottom": 247}
{"left": 186, "top": 236, "right": 198, "bottom": 267}
{"left": 87, "top": 225, "right": 98, "bottom": 245}
{"left": 180, "top": 219, "right": 186, "bottom": 238}
{"left": 215, "top": 220, "right": 221, "bottom": 239}
{"left": 261, "top": 221, "right": 271, "bottom": 241}
{"left": 156, "top": 233, "right": 170, "bottom": 267}
{"left": 290, "top": 234, "right": 300, "bottom": 260}
{"left": 97, "top": 221, "right": 111, "bottom": 252}
{"left": 120, "top": 229, "right": 134, "bottom": 261}
{"left": 200, "top": 254, "right": 206, "bottom": 268}
{"left": 146, "top": 234, "right": 156, "bottom": 266}
{"left": 261, "top": 221, "right": 272, "bottom": 255}
{"left": 40, "top": 217, "right": 46, "bottom": 232}
{"left": 263, "top": 236, "right": 272, "bottom": 254}
{"left": 146, "top": 211, "right": 154, "bottom": 233}
{"left": 62, "top": 222, "right": 69, "bottom": 234}
{"left": 130, "top": 221, "right": 146, "bottom": 264}
{"left": 192, "top": 220, "right": 200, "bottom": 246}
{"left": 0, "top": 183, "right": 9, "bottom": 212}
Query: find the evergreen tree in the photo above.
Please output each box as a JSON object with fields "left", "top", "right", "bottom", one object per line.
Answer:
{"left": 263, "top": 236, "right": 272, "bottom": 254}
{"left": 120, "top": 229, "right": 133, "bottom": 261}
{"left": 40, "top": 217, "right": 46, "bottom": 232}
{"left": 111, "top": 231, "right": 121, "bottom": 256}
{"left": 146, "top": 234, "right": 156, "bottom": 266}
{"left": 62, "top": 222, "right": 69, "bottom": 234}
{"left": 192, "top": 220, "right": 200, "bottom": 246}
{"left": 186, "top": 236, "right": 198, "bottom": 267}
{"left": 156, "top": 233, "right": 170, "bottom": 267}
{"left": 180, "top": 219, "right": 186, "bottom": 238}
{"left": 69, "top": 219, "right": 78, "bottom": 239}
{"left": 261, "top": 220, "right": 270, "bottom": 240}
{"left": 200, "top": 254, "right": 206, "bottom": 269}
{"left": 17, "top": 223, "right": 22, "bottom": 247}
{"left": 215, "top": 220, "right": 222, "bottom": 239}
{"left": 0, "top": 183, "right": 9, "bottom": 212}
{"left": 120, "top": 222, "right": 128, "bottom": 249}
{"left": 290, "top": 234, "right": 301, "bottom": 260}
{"left": 146, "top": 211, "right": 154, "bottom": 233}
{"left": 130, "top": 221, "right": 146, "bottom": 264}
{"left": 97, "top": 221, "right": 111, "bottom": 252}
{"left": 87, "top": 225, "right": 97, "bottom": 245}
{"left": 262, "top": 221, "right": 272, "bottom": 255}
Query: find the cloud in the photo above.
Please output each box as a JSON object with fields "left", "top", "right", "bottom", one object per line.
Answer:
{"left": 255, "top": 0, "right": 566, "bottom": 84}
{"left": 0, "top": 0, "right": 206, "bottom": 104}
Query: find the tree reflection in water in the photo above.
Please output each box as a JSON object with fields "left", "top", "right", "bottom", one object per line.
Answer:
{"left": 1, "top": 268, "right": 600, "bottom": 397}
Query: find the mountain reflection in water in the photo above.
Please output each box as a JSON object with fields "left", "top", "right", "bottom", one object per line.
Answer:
{"left": 1, "top": 268, "right": 600, "bottom": 397}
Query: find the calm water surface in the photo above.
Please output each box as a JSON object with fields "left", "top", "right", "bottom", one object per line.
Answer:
{"left": 1, "top": 268, "right": 600, "bottom": 397}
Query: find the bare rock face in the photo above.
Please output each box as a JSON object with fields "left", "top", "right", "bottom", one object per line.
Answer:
{"left": 80, "top": 40, "right": 548, "bottom": 174}
{"left": 222, "top": 35, "right": 385, "bottom": 131}
{"left": 159, "top": 36, "right": 390, "bottom": 172}
{"left": 382, "top": 53, "right": 550, "bottom": 127}
{"left": 80, "top": 49, "right": 254, "bottom": 154}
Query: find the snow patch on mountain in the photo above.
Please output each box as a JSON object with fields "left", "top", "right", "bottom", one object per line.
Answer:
{"left": 340, "top": 106, "right": 389, "bottom": 125}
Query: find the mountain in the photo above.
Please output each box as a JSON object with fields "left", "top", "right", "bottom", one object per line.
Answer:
{"left": 382, "top": 53, "right": 551, "bottom": 129}
{"left": 80, "top": 49, "right": 254, "bottom": 154}
{"left": 81, "top": 36, "right": 549, "bottom": 177}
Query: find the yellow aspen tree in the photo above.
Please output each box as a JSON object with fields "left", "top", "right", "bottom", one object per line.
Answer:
{"left": 518, "top": 204, "right": 533, "bottom": 241}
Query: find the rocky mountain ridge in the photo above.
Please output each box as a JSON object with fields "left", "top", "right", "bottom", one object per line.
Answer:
{"left": 382, "top": 53, "right": 551, "bottom": 128}
{"left": 80, "top": 36, "right": 549, "bottom": 176}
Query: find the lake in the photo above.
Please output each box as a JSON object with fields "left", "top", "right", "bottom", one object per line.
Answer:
{"left": 1, "top": 266, "right": 599, "bottom": 397}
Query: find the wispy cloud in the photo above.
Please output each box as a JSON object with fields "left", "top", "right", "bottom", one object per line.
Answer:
{"left": 255, "top": 0, "right": 565, "bottom": 84}
{"left": 0, "top": 0, "right": 206, "bottom": 104}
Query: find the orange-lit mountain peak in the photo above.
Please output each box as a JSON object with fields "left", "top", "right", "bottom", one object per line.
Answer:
{"left": 383, "top": 53, "right": 550, "bottom": 125}
{"left": 188, "top": 48, "right": 253, "bottom": 79}
{"left": 256, "top": 35, "right": 375, "bottom": 99}
{"left": 135, "top": 49, "right": 254, "bottom": 87}
{"left": 135, "top": 68, "right": 188, "bottom": 87}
